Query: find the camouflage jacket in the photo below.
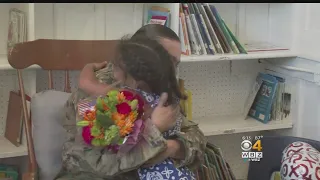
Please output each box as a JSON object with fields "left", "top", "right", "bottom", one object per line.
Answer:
{"left": 55, "top": 64, "right": 207, "bottom": 180}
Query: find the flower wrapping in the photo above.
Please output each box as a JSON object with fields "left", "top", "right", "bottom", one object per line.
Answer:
{"left": 76, "top": 89, "right": 145, "bottom": 152}
{"left": 77, "top": 99, "right": 96, "bottom": 117}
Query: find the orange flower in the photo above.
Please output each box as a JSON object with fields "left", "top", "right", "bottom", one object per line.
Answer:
{"left": 116, "top": 119, "right": 126, "bottom": 128}
{"left": 127, "top": 111, "right": 138, "bottom": 123}
{"left": 97, "top": 133, "right": 104, "bottom": 140}
{"left": 112, "top": 112, "right": 126, "bottom": 122}
{"left": 101, "top": 100, "right": 109, "bottom": 111}
{"left": 119, "top": 120, "right": 134, "bottom": 136}
{"left": 117, "top": 92, "right": 126, "bottom": 102}
{"left": 84, "top": 110, "right": 96, "bottom": 121}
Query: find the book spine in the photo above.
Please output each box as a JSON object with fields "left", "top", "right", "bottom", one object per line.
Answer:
{"left": 180, "top": 13, "right": 191, "bottom": 55}
{"left": 185, "top": 15, "right": 200, "bottom": 55}
{"left": 195, "top": 14, "right": 210, "bottom": 54}
{"left": 198, "top": 14, "right": 215, "bottom": 55}
{"left": 210, "top": 5, "right": 240, "bottom": 54}
{"left": 203, "top": 3, "right": 228, "bottom": 54}
{"left": 190, "top": 14, "right": 207, "bottom": 55}
{"left": 222, "top": 19, "right": 247, "bottom": 54}
{"left": 192, "top": 3, "right": 213, "bottom": 54}
{"left": 197, "top": 4, "right": 221, "bottom": 54}
{"left": 179, "top": 17, "right": 187, "bottom": 55}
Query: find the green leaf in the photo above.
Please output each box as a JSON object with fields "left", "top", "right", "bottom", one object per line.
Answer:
{"left": 76, "top": 121, "right": 90, "bottom": 127}
{"left": 104, "top": 125, "right": 120, "bottom": 144}
{"left": 130, "top": 99, "right": 138, "bottom": 110}
{"left": 96, "top": 97, "right": 104, "bottom": 111}
{"left": 100, "top": 139, "right": 108, "bottom": 146}
{"left": 107, "top": 90, "right": 119, "bottom": 97}
{"left": 91, "top": 138, "right": 101, "bottom": 146}
{"left": 118, "top": 137, "right": 125, "bottom": 144}
{"left": 96, "top": 110, "right": 114, "bottom": 128}
{"left": 90, "top": 126, "right": 101, "bottom": 136}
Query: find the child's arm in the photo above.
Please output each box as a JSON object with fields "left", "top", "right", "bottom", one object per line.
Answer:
{"left": 78, "top": 62, "right": 118, "bottom": 96}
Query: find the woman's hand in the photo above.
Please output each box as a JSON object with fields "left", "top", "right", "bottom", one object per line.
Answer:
{"left": 150, "top": 92, "right": 179, "bottom": 132}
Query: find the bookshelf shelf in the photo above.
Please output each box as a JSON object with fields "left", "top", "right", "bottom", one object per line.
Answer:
{"left": 0, "top": 136, "right": 27, "bottom": 158}
{"left": 195, "top": 115, "right": 293, "bottom": 136}
{"left": 181, "top": 50, "right": 297, "bottom": 62}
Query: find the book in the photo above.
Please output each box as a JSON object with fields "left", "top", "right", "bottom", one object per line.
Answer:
{"left": 270, "top": 75, "right": 285, "bottom": 121}
{"left": 208, "top": 143, "right": 232, "bottom": 180}
{"left": 179, "top": 17, "right": 187, "bottom": 55}
{"left": 190, "top": 14, "right": 207, "bottom": 55}
{"left": 244, "top": 42, "right": 289, "bottom": 52}
{"left": 196, "top": 4, "right": 220, "bottom": 54}
{"left": 148, "top": 15, "right": 167, "bottom": 25}
{"left": 243, "top": 75, "right": 264, "bottom": 119}
{"left": 182, "top": 3, "right": 201, "bottom": 55}
{"left": 5, "top": 91, "right": 31, "bottom": 147}
{"left": 222, "top": 19, "right": 247, "bottom": 54}
{"left": 249, "top": 73, "right": 279, "bottom": 123}
{"left": 192, "top": 3, "right": 215, "bottom": 55}
{"left": 179, "top": 7, "right": 191, "bottom": 55}
{"left": 188, "top": 3, "right": 207, "bottom": 55}
{"left": 209, "top": 5, "right": 240, "bottom": 54}
{"left": 150, "top": 6, "right": 170, "bottom": 13}
{"left": 203, "top": 3, "right": 226, "bottom": 54}
{"left": 283, "top": 93, "right": 291, "bottom": 118}
{"left": 147, "top": 9, "right": 170, "bottom": 27}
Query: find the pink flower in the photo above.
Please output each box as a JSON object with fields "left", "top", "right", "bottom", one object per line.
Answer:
{"left": 120, "top": 90, "right": 135, "bottom": 101}
{"left": 116, "top": 102, "right": 132, "bottom": 115}
{"left": 82, "top": 126, "right": 94, "bottom": 145}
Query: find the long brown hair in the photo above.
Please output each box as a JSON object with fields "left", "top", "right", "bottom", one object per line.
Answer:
{"left": 132, "top": 24, "right": 180, "bottom": 42}
{"left": 112, "top": 36, "right": 186, "bottom": 105}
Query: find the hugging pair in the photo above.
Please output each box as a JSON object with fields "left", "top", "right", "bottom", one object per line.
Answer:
{"left": 56, "top": 25, "right": 207, "bottom": 180}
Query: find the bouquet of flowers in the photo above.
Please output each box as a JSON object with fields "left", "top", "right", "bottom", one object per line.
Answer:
{"left": 77, "top": 89, "right": 145, "bottom": 153}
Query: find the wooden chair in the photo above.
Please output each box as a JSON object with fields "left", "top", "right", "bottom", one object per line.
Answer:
{"left": 8, "top": 39, "right": 119, "bottom": 180}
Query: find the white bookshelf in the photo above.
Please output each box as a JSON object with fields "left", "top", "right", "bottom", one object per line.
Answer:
{"left": 0, "top": 136, "right": 27, "bottom": 159}
{"left": 181, "top": 49, "right": 297, "bottom": 62}
{"left": 196, "top": 115, "right": 292, "bottom": 136}
{"left": 1, "top": 2, "right": 320, "bottom": 179}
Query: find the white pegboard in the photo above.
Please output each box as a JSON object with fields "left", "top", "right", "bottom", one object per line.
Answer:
{"left": 179, "top": 60, "right": 265, "bottom": 118}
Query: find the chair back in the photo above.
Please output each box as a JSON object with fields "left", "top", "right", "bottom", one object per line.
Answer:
{"left": 8, "top": 39, "right": 119, "bottom": 180}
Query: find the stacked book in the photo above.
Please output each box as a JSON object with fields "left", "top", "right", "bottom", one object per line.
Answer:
{"left": 195, "top": 143, "right": 236, "bottom": 180}
{"left": 243, "top": 73, "right": 292, "bottom": 124}
{"left": 179, "top": 3, "right": 247, "bottom": 56}
{"left": 146, "top": 6, "right": 171, "bottom": 27}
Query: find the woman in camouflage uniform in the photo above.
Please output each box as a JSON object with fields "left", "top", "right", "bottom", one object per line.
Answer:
{"left": 56, "top": 25, "right": 207, "bottom": 180}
